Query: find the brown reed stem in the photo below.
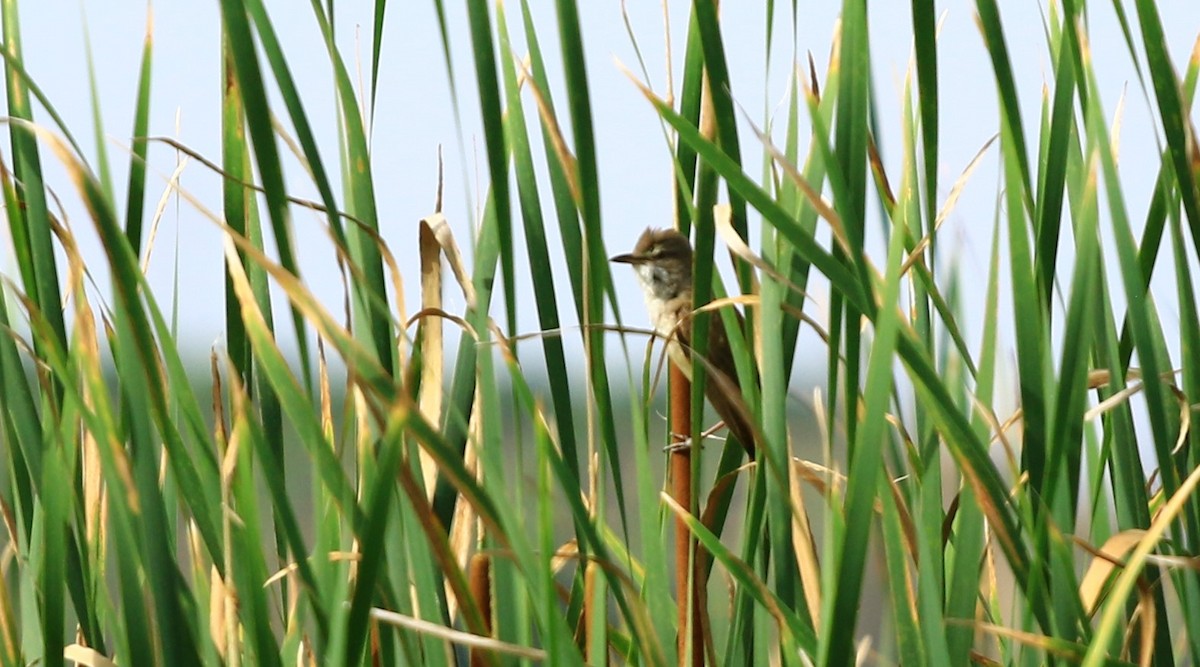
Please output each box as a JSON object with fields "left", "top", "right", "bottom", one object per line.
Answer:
{"left": 670, "top": 363, "right": 704, "bottom": 666}
{"left": 467, "top": 552, "right": 492, "bottom": 667}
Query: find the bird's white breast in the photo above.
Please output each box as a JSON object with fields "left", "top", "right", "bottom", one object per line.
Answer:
{"left": 634, "top": 265, "right": 684, "bottom": 336}
{"left": 635, "top": 269, "right": 693, "bottom": 378}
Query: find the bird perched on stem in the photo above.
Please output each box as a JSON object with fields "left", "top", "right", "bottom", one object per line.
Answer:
{"left": 611, "top": 227, "right": 758, "bottom": 458}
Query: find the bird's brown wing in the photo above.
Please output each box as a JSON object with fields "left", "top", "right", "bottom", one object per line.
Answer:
{"left": 678, "top": 306, "right": 759, "bottom": 459}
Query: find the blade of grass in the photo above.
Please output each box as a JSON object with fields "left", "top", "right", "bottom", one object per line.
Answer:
{"left": 1, "top": 0, "right": 68, "bottom": 377}
{"left": 820, "top": 170, "right": 907, "bottom": 667}
{"left": 122, "top": 7, "right": 153, "bottom": 251}
{"left": 1130, "top": 0, "right": 1200, "bottom": 245}
{"left": 496, "top": 12, "right": 579, "bottom": 484}
{"left": 219, "top": 0, "right": 317, "bottom": 382}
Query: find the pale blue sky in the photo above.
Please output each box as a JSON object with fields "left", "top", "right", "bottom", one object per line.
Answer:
{"left": 6, "top": 1, "right": 1199, "bottom": 394}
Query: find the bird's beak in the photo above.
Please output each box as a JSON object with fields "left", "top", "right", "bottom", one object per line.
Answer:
{"left": 609, "top": 252, "right": 643, "bottom": 265}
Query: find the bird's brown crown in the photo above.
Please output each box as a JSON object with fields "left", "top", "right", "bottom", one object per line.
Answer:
{"left": 629, "top": 228, "right": 692, "bottom": 263}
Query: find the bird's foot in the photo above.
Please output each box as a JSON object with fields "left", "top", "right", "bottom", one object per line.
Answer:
{"left": 664, "top": 436, "right": 696, "bottom": 454}
{"left": 700, "top": 421, "right": 728, "bottom": 441}
{"left": 663, "top": 422, "right": 731, "bottom": 454}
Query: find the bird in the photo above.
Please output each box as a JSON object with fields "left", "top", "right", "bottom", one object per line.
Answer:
{"left": 610, "top": 227, "right": 757, "bottom": 459}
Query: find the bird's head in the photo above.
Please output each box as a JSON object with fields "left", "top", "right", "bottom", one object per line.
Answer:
{"left": 610, "top": 228, "right": 693, "bottom": 301}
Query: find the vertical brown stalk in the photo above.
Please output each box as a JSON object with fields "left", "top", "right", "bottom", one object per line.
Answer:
{"left": 583, "top": 560, "right": 600, "bottom": 662}
{"left": 467, "top": 552, "right": 492, "bottom": 667}
{"left": 670, "top": 364, "right": 704, "bottom": 666}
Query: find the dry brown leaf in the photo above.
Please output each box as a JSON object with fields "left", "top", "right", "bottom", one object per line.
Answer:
{"left": 1077, "top": 529, "right": 1146, "bottom": 616}
{"left": 369, "top": 606, "right": 547, "bottom": 660}
{"left": 64, "top": 644, "right": 116, "bottom": 667}
{"left": 789, "top": 461, "right": 823, "bottom": 630}
{"left": 901, "top": 134, "right": 997, "bottom": 276}
{"left": 966, "top": 621, "right": 1085, "bottom": 660}
{"left": 417, "top": 216, "right": 447, "bottom": 500}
